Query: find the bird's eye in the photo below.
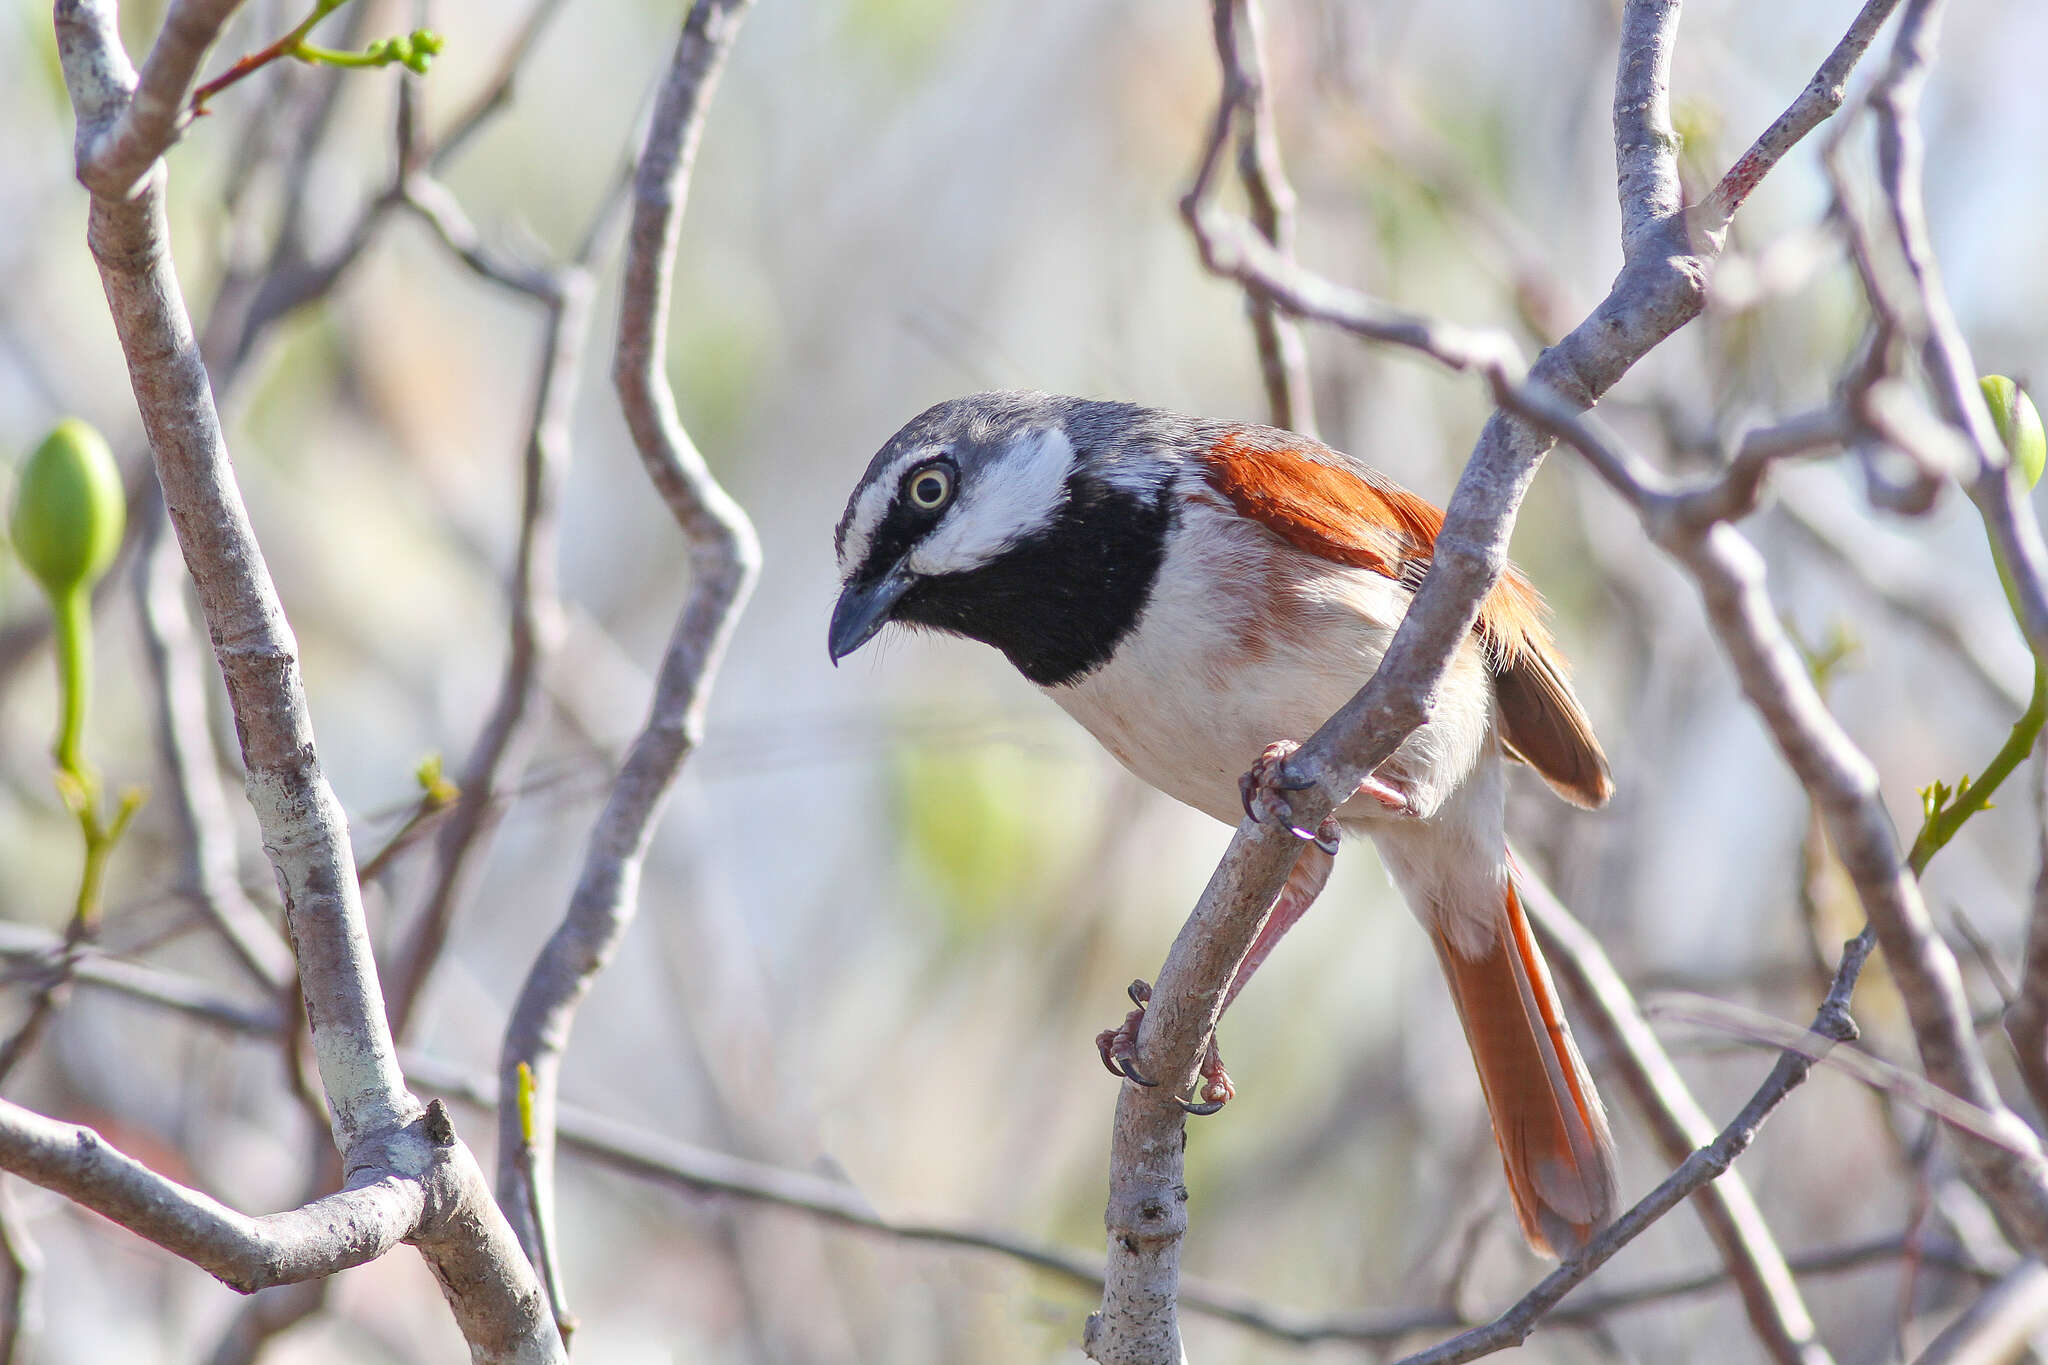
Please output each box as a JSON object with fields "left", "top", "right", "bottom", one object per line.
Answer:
{"left": 905, "top": 464, "right": 954, "bottom": 511}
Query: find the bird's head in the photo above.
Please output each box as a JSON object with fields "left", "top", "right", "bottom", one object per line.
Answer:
{"left": 829, "top": 391, "right": 1176, "bottom": 687}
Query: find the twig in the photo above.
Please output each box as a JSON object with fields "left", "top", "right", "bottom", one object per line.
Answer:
{"left": 1372, "top": 930, "right": 1874, "bottom": 1365}
{"left": 1649, "top": 994, "right": 2037, "bottom": 1152}
{"left": 1518, "top": 866, "right": 1834, "bottom": 1365}
{"left": 0, "top": 921, "right": 283, "bottom": 1035}
{"left": 1866, "top": 0, "right": 2048, "bottom": 664}
{"left": 1695, "top": 0, "right": 1903, "bottom": 238}
{"left": 1185, "top": 0, "right": 1316, "bottom": 435}
{"left": 494, "top": 0, "right": 761, "bottom": 1318}
{"left": 381, "top": 166, "right": 611, "bottom": 1039}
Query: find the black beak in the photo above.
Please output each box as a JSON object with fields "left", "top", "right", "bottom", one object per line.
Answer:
{"left": 828, "top": 564, "right": 915, "bottom": 663}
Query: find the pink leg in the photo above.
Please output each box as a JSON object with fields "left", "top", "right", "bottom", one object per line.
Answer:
{"left": 1097, "top": 839, "right": 1339, "bottom": 1115}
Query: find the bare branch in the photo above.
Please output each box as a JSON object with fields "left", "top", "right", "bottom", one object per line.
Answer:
{"left": 0, "top": 1098, "right": 422, "bottom": 1292}
{"left": 1184, "top": 0, "right": 1316, "bottom": 434}
{"left": 1696, "top": 0, "right": 1904, "bottom": 238}
{"left": 1518, "top": 868, "right": 1834, "bottom": 1365}
{"left": 382, "top": 169, "right": 610, "bottom": 1039}
{"left": 60, "top": 0, "right": 246, "bottom": 197}
{"left": 1863, "top": 0, "right": 2048, "bottom": 693}
{"left": 496, "top": 0, "right": 761, "bottom": 1304}
{"left": 35, "top": 4, "right": 568, "bottom": 1356}
{"left": 0, "top": 921, "right": 284, "bottom": 1035}
{"left": 1373, "top": 931, "right": 1872, "bottom": 1365}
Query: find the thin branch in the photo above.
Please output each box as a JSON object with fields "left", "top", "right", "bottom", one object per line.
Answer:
{"left": 1372, "top": 931, "right": 1873, "bottom": 1365}
{"left": 410, "top": 1053, "right": 1988, "bottom": 1349}
{"left": 1185, "top": 0, "right": 1315, "bottom": 435}
{"left": 58, "top": 0, "right": 411, "bottom": 1150}
{"left": 0, "top": 1097, "right": 422, "bottom": 1292}
{"left": 381, "top": 167, "right": 610, "bottom": 1039}
{"left": 1866, "top": 0, "right": 2048, "bottom": 665}
{"left": 1696, "top": 0, "right": 1903, "bottom": 238}
{"left": 1518, "top": 867, "right": 1835, "bottom": 1365}
{"left": 67, "top": 0, "right": 247, "bottom": 197}
{"left": 0, "top": 921, "right": 284, "bottom": 1035}
{"left": 495, "top": 0, "right": 761, "bottom": 1312}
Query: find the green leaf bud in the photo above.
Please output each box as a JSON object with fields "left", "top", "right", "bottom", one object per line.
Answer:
{"left": 1981, "top": 375, "right": 2046, "bottom": 489}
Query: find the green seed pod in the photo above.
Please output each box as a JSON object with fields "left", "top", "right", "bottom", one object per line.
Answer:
{"left": 8, "top": 419, "right": 123, "bottom": 776}
{"left": 9, "top": 419, "right": 124, "bottom": 598}
{"left": 1982, "top": 375, "right": 2046, "bottom": 490}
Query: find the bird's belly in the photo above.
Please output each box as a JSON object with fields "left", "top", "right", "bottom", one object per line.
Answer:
{"left": 1044, "top": 551, "right": 1493, "bottom": 827}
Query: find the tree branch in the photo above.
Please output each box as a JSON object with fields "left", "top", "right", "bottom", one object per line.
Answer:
{"left": 37, "top": 3, "right": 567, "bottom": 1357}
{"left": 495, "top": 0, "right": 761, "bottom": 1314}
{"left": 0, "top": 1097, "right": 422, "bottom": 1293}
{"left": 1184, "top": 0, "right": 1316, "bottom": 435}
{"left": 1493, "top": 382, "right": 2048, "bottom": 1258}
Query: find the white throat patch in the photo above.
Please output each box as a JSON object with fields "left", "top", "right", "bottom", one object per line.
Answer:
{"left": 906, "top": 426, "right": 1076, "bottom": 577}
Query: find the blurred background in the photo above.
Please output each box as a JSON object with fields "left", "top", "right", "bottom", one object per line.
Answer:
{"left": 4, "top": 0, "right": 2048, "bottom": 1360}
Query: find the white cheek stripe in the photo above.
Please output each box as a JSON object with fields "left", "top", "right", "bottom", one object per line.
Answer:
{"left": 906, "top": 427, "right": 1076, "bottom": 577}
{"left": 838, "top": 452, "right": 921, "bottom": 574}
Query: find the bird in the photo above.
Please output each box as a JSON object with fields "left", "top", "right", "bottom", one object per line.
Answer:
{"left": 827, "top": 390, "right": 1618, "bottom": 1257}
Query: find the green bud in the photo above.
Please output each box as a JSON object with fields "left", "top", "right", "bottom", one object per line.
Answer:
{"left": 402, "top": 29, "right": 443, "bottom": 74}
{"left": 8, "top": 419, "right": 124, "bottom": 598}
{"left": 1981, "top": 375, "right": 2046, "bottom": 489}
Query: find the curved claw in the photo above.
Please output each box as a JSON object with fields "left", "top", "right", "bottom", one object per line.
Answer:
{"left": 1126, "top": 979, "right": 1152, "bottom": 1008}
{"left": 1116, "top": 1056, "right": 1159, "bottom": 1088}
{"left": 1176, "top": 1096, "right": 1227, "bottom": 1117}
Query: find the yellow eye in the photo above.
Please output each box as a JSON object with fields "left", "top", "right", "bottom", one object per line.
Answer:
{"left": 906, "top": 465, "right": 953, "bottom": 510}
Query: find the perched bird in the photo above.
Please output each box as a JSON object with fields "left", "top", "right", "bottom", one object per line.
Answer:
{"left": 828, "top": 391, "right": 1617, "bottom": 1257}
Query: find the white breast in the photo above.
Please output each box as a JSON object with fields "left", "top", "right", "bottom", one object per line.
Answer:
{"left": 1045, "top": 489, "right": 1496, "bottom": 830}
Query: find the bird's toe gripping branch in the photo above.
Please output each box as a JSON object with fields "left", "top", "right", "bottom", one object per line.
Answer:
{"left": 1094, "top": 978, "right": 1238, "bottom": 1116}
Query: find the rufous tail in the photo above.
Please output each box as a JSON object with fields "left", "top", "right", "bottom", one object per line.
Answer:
{"left": 1429, "top": 875, "right": 1618, "bottom": 1258}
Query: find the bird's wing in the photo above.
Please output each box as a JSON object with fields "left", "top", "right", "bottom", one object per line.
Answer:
{"left": 1196, "top": 426, "right": 1612, "bottom": 808}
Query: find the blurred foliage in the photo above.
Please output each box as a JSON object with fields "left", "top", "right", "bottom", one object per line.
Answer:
{"left": 890, "top": 737, "right": 1087, "bottom": 937}
{"left": 839, "top": 0, "right": 963, "bottom": 82}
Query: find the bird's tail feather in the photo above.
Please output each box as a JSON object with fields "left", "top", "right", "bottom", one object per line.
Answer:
{"left": 1429, "top": 872, "right": 1618, "bottom": 1257}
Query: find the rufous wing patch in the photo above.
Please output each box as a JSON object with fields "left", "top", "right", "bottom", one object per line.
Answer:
{"left": 1199, "top": 426, "right": 1612, "bottom": 807}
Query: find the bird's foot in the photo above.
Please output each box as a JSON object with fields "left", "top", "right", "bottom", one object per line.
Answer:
{"left": 1239, "top": 742, "right": 1342, "bottom": 853}
{"left": 1181, "top": 1037, "right": 1236, "bottom": 1117}
{"left": 1094, "top": 979, "right": 1239, "bottom": 1115}
{"left": 1096, "top": 979, "right": 1157, "bottom": 1087}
